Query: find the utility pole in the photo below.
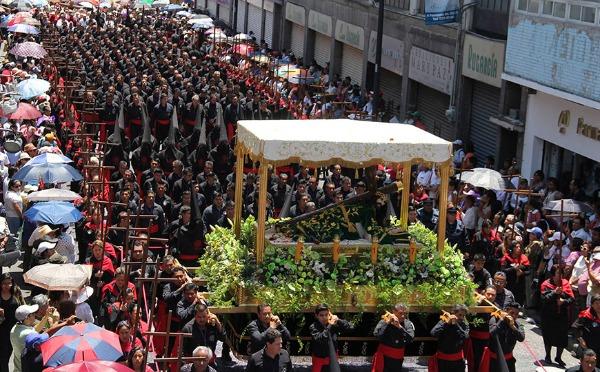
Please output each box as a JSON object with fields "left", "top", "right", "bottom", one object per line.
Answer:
{"left": 372, "top": 0, "right": 385, "bottom": 122}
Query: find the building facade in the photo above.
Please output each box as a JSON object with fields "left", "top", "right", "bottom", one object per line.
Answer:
{"left": 202, "top": 0, "right": 522, "bottom": 167}
{"left": 503, "top": 0, "right": 600, "bottom": 195}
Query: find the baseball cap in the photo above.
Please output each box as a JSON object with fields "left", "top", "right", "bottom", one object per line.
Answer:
{"left": 15, "top": 304, "right": 39, "bottom": 322}
{"left": 548, "top": 231, "right": 564, "bottom": 242}
{"left": 37, "top": 241, "right": 56, "bottom": 255}
{"left": 526, "top": 227, "right": 543, "bottom": 239}
{"left": 453, "top": 139, "right": 463, "bottom": 145}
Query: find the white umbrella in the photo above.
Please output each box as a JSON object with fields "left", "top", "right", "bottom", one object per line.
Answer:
{"left": 78, "top": 1, "right": 95, "bottom": 8}
{"left": 233, "top": 33, "right": 252, "bottom": 41}
{"left": 190, "top": 13, "right": 210, "bottom": 19}
{"left": 546, "top": 199, "right": 594, "bottom": 214}
{"left": 458, "top": 167, "right": 508, "bottom": 190}
{"left": 24, "top": 263, "right": 92, "bottom": 291}
{"left": 187, "top": 17, "right": 212, "bottom": 24}
{"left": 151, "top": 0, "right": 169, "bottom": 7}
{"left": 176, "top": 10, "right": 192, "bottom": 17}
{"left": 27, "top": 188, "right": 82, "bottom": 202}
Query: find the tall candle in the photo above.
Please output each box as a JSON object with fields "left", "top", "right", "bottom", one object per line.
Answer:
{"left": 295, "top": 236, "right": 304, "bottom": 263}
{"left": 370, "top": 236, "right": 379, "bottom": 265}
{"left": 332, "top": 235, "right": 340, "bottom": 264}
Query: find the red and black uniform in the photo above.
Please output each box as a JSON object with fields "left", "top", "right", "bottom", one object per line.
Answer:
{"left": 572, "top": 307, "right": 600, "bottom": 356}
{"left": 152, "top": 103, "right": 173, "bottom": 142}
{"left": 478, "top": 316, "right": 525, "bottom": 372}
{"left": 126, "top": 102, "right": 144, "bottom": 139}
{"left": 99, "top": 99, "right": 119, "bottom": 142}
{"left": 371, "top": 318, "right": 415, "bottom": 372}
{"left": 540, "top": 278, "right": 574, "bottom": 352}
{"left": 464, "top": 303, "right": 494, "bottom": 372}
{"left": 100, "top": 280, "right": 137, "bottom": 329}
{"left": 429, "top": 319, "right": 469, "bottom": 372}
{"left": 182, "top": 102, "right": 201, "bottom": 136}
{"left": 309, "top": 319, "right": 353, "bottom": 372}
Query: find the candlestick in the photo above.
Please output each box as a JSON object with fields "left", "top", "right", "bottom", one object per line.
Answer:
{"left": 370, "top": 236, "right": 379, "bottom": 265}
{"left": 295, "top": 236, "right": 304, "bottom": 263}
{"left": 332, "top": 235, "right": 340, "bottom": 264}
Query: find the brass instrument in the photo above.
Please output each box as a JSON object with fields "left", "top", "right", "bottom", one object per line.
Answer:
{"left": 268, "top": 314, "right": 280, "bottom": 328}
{"left": 440, "top": 310, "right": 452, "bottom": 323}
{"left": 207, "top": 309, "right": 218, "bottom": 326}
{"left": 328, "top": 311, "right": 338, "bottom": 325}
{"left": 382, "top": 311, "right": 394, "bottom": 322}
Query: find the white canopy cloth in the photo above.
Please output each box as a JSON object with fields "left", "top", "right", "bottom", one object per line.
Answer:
{"left": 236, "top": 119, "right": 453, "bottom": 167}
{"left": 24, "top": 263, "right": 92, "bottom": 290}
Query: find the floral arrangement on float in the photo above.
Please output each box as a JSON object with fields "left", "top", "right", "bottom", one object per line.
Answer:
{"left": 197, "top": 216, "right": 475, "bottom": 311}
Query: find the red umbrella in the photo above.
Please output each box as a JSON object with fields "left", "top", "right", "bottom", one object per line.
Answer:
{"left": 233, "top": 44, "right": 254, "bottom": 56}
{"left": 41, "top": 323, "right": 122, "bottom": 367}
{"left": 46, "top": 361, "right": 134, "bottom": 372}
{"left": 9, "top": 102, "right": 41, "bottom": 120}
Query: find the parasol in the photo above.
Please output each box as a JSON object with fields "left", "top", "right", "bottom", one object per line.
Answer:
{"left": 233, "top": 43, "right": 253, "bottom": 56}
{"left": 30, "top": 0, "right": 47, "bottom": 7}
{"left": 458, "top": 167, "right": 508, "bottom": 190}
{"left": 17, "top": 78, "right": 50, "bottom": 98}
{"left": 191, "top": 21, "right": 214, "bottom": 29}
{"left": 14, "top": 163, "right": 83, "bottom": 184}
{"left": 16, "top": 17, "right": 41, "bottom": 26}
{"left": 151, "top": 0, "right": 168, "bottom": 6}
{"left": 175, "top": 10, "right": 192, "bottom": 16}
{"left": 78, "top": 1, "right": 95, "bottom": 8}
{"left": 9, "top": 102, "right": 41, "bottom": 120}
{"left": 9, "top": 41, "right": 47, "bottom": 58}
{"left": 25, "top": 152, "right": 73, "bottom": 166}
{"left": 23, "top": 201, "right": 84, "bottom": 224}
{"left": 203, "top": 26, "right": 222, "bottom": 34}
{"left": 546, "top": 199, "right": 594, "bottom": 214}
{"left": 233, "top": 33, "right": 252, "bottom": 41}
{"left": 163, "top": 3, "right": 183, "bottom": 10}
{"left": 48, "top": 361, "right": 134, "bottom": 372}
{"left": 27, "top": 188, "right": 82, "bottom": 202}
{"left": 15, "top": 10, "right": 32, "bottom": 16}
{"left": 41, "top": 323, "right": 123, "bottom": 367}
{"left": 7, "top": 23, "right": 39, "bottom": 34}
{"left": 24, "top": 263, "right": 92, "bottom": 290}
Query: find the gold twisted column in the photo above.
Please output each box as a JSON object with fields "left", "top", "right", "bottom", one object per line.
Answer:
{"left": 256, "top": 163, "right": 269, "bottom": 263}
{"left": 233, "top": 145, "right": 245, "bottom": 238}
{"left": 437, "top": 161, "right": 451, "bottom": 253}
{"left": 400, "top": 161, "right": 411, "bottom": 230}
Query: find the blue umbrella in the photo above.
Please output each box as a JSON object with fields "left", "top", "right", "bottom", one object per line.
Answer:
{"left": 24, "top": 201, "right": 83, "bottom": 224}
{"left": 7, "top": 24, "right": 39, "bottom": 34}
{"left": 13, "top": 163, "right": 83, "bottom": 184}
{"left": 24, "top": 152, "right": 73, "bottom": 166}
{"left": 30, "top": 0, "right": 48, "bottom": 7}
{"left": 17, "top": 78, "right": 50, "bottom": 99}
{"left": 164, "top": 3, "right": 184, "bottom": 10}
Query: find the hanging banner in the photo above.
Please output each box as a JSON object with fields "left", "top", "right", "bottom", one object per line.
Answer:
{"left": 425, "top": 0, "right": 459, "bottom": 25}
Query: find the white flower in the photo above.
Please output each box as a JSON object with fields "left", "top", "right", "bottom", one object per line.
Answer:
{"left": 366, "top": 269, "right": 374, "bottom": 278}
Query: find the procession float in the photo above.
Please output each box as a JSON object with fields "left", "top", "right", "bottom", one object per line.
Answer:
{"left": 196, "top": 119, "right": 484, "bottom": 356}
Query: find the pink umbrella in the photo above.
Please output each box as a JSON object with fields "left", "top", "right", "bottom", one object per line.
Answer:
{"left": 9, "top": 102, "right": 41, "bottom": 120}
{"left": 233, "top": 44, "right": 254, "bottom": 56}
{"left": 10, "top": 41, "right": 47, "bottom": 59}
{"left": 204, "top": 27, "right": 222, "bottom": 35}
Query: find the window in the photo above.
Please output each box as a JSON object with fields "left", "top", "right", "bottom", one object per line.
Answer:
{"left": 517, "top": 0, "right": 540, "bottom": 12}
{"left": 569, "top": 4, "right": 596, "bottom": 22}
{"left": 543, "top": 0, "right": 566, "bottom": 16}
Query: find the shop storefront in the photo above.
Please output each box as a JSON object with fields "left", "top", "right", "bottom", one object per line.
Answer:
{"left": 236, "top": 0, "right": 247, "bottom": 32}
{"left": 409, "top": 46, "right": 455, "bottom": 140}
{"left": 462, "top": 33, "right": 505, "bottom": 166}
{"left": 308, "top": 10, "right": 333, "bottom": 67}
{"left": 285, "top": 2, "right": 305, "bottom": 58}
{"left": 368, "top": 31, "right": 404, "bottom": 116}
{"left": 247, "top": 0, "right": 263, "bottom": 41}
{"left": 207, "top": 0, "right": 217, "bottom": 16}
{"left": 217, "top": 0, "right": 231, "bottom": 25}
{"left": 522, "top": 92, "right": 600, "bottom": 194}
{"left": 335, "top": 20, "right": 364, "bottom": 85}
{"left": 263, "top": 0, "right": 274, "bottom": 47}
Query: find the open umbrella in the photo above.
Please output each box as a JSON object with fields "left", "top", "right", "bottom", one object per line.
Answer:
{"left": 9, "top": 102, "right": 41, "bottom": 120}
{"left": 24, "top": 263, "right": 92, "bottom": 290}
{"left": 7, "top": 23, "right": 39, "bottom": 34}
{"left": 233, "top": 33, "right": 252, "bottom": 41}
{"left": 14, "top": 163, "right": 83, "bottom": 184}
{"left": 10, "top": 41, "right": 46, "bottom": 58}
{"left": 163, "top": 3, "right": 183, "bottom": 10}
{"left": 30, "top": 0, "right": 47, "bottom": 7}
{"left": 17, "top": 78, "right": 50, "bottom": 98}
{"left": 187, "top": 17, "right": 212, "bottom": 24}
{"left": 458, "top": 167, "right": 508, "bottom": 190}
{"left": 546, "top": 199, "right": 594, "bottom": 214}
{"left": 41, "top": 323, "right": 122, "bottom": 367}
{"left": 15, "top": 17, "right": 40, "bottom": 26}
{"left": 27, "top": 188, "right": 82, "bottom": 202}
{"left": 15, "top": 10, "right": 32, "bottom": 16}
{"left": 50, "top": 361, "right": 134, "bottom": 372}
{"left": 78, "top": 1, "right": 95, "bottom": 8}
{"left": 23, "top": 201, "right": 84, "bottom": 224}
{"left": 191, "top": 21, "right": 214, "bottom": 29}
{"left": 151, "top": 0, "right": 168, "bottom": 6}
{"left": 233, "top": 43, "right": 253, "bottom": 56}
{"left": 175, "top": 10, "right": 192, "bottom": 16}
{"left": 25, "top": 152, "right": 73, "bottom": 166}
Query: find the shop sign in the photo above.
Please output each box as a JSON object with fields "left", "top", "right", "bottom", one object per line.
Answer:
{"left": 558, "top": 110, "right": 600, "bottom": 141}
{"left": 308, "top": 10, "right": 332, "bottom": 36}
{"left": 409, "top": 46, "right": 454, "bottom": 95}
{"left": 368, "top": 31, "right": 404, "bottom": 76}
{"left": 285, "top": 2, "right": 305, "bottom": 26}
{"left": 334, "top": 20, "right": 364, "bottom": 50}
{"left": 462, "top": 33, "right": 504, "bottom": 88}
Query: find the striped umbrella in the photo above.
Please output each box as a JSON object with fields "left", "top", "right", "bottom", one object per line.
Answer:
{"left": 41, "top": 323, "right": 123, "bottom": 367}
